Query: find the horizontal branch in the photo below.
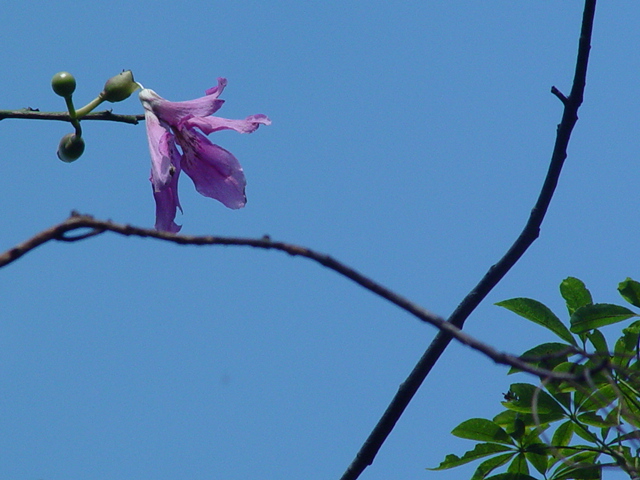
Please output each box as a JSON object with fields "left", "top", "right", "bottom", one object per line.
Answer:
{"left": 0, "top": 212, "right": 587, "bottom": 382}
{"left": 0, "top": 108, "right": 145, "bottom": 125}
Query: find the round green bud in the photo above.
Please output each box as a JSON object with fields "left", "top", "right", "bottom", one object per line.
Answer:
{"left": 51, "top": 72, "right": 76, "bottom": 97}
{"left": 57, "top": 133, "right": 85, "bottom": 163}
{"left": 101, "top": 70, "right": 139, "bottom": 102}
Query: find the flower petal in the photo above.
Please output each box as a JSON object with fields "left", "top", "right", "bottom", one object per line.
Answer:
{"left": 179, "top": 129, "right": 247, "bottom": 209}
{"left": 139, "top": 79, "right": 227, "bottom": 125}
{"left": 139, "top": 78, "right": 269, "bottom": 229}
{"left": 152, "top": 169, "right": 182, "bottom": 233}
{"left": 204, "top": 77, "right": 228, "bottom": 97}
{"left": 141, "top": 103, "right": 181, "bottom": 190}
{"left": 184, "top": 113, "right": 272, "bottom": 135}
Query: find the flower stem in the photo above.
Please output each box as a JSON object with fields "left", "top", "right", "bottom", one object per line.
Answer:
{"left": 63, "top": 96, "right": 82, "bottom": 137}
{"left": 75, "top": 96, "right": 105, "bottom": 119}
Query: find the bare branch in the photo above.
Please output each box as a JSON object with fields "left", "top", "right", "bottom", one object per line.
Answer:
{"left": 0, "top": 108, "right": 144, "bottom": 125}
{"left": 339, "top": 2, "right": 598, "bottom": 479}
{"left": 0, "top": 212, "right": 589, "bottom": 382}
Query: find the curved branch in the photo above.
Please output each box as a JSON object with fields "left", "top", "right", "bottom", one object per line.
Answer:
{"left": 0, "top": 108, "right": 145, "bottom": 125}
{"left": 0, "top": 211, "right": 589, "bottom": 382}
{"left": 339, "top": 2, "right": 598, "bottom": 479}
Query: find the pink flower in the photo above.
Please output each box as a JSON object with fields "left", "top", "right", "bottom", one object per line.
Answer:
{"left": 139, "top": 78, "right": 270, "bottom": 232}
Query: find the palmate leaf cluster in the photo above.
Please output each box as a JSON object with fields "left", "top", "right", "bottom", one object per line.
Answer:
{"left": 430, "top": 278, "right": 640, "bottom": 480}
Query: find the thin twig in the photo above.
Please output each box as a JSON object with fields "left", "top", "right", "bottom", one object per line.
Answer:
{"left": 551, "top": 86, "right": 569, "bottom": 105}
{"left": 339, "top": 2, "right": 597, "bottom": 479}
{"left": 0, "top": 212, "right": 588, "bottom": 382}
{"left": 0, "top": 109, "right": 144, "bottom": 125}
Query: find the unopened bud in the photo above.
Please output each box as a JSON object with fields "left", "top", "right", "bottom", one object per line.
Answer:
{"left": 57, "top": 133, "right": 85, "bottom": 162}
{"left": 101, "top": 70, "right": 139, "bottom": 102}
{"left": 51, "top": 72, "right": 76, "bottom": 97}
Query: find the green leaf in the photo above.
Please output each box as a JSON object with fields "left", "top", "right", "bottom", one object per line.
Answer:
{"left": 618, "top": 382, "right": 640, "bottom": 427}
{"left": 550, "top": 362, "right": 586, "bottom": 393}
{"left": 617, "top": 444, "right": 633, "bottom": 461}
{"left": 507, "top": 453, "right": 529, "bottom": 475}
{"left": 602, "top": 408, "right": 623, "bottom": 433}
{"left": 549, "top": 389, "right": 572, "bottom": 411}
{"left": 622, "top": 319, "right": 640, "bottom": 335}
{"left": 552, "top": 465, "right": 602, "bottom": 480}
{"left": 547, "top": 445, "right": 594, "bottom": 469}
{"left": 502, "top": 383, "right": 566, "bottom": 419}
{"left": 619, "top": 278, "right": 640, "bottom": 308}
{"left": 496, "top": 298, "right": 576, "bottom": 346}
{"left": 484, "top": 474, "right": 538, "bottom": 480}
{"left": 586, "top": 329, "right": 609, "bottom": 355}
{"left": 552, "top": 455, "right": 602, "bottom": 480}
{"left": 613, "top": 332, "right": 638, "bottom": 368}
{"left": 428, "top": 454, "right": 468, "bottom": 471}
{"left": 577, "top": 384, "right": 617, "bottom": 412}
{"left": 524, "top": 444, "right": 548, "bottom": 475}
{"left": 560, "top": 277, "right": 593, "bottom": 316}
{"left": 572, "top": 423, "right": 595, "bottom": 443}
{"left": 509, "top": 418, "right": 525, "bottom": 441}
{"left": 493, "top": 409, "right": 560, "bottom": 429}
{"left": 428, "top": 443, "right": 514, "bottom": 470}
{"left": 509, "top": 342, "right": 573, "bottom": 375}
{"left": 614, "top": 446, "right": 637, "bottom": 475}
{"left": 570, "top": 303, "right": 637, "bottom": 334}
{"left": 551, "top": 420, "right": 573, "bottom": 447}
{"left": 577, "top": 411, "right": 615, "bottom": 428}
{"left": 611, "top": 430, "right": 640, "bottom": 443}
{"left": 493, "top": 410, "right": 518, "bottom": 428}
{"left": 471, "top": 453, "right": 515, "bottom": 480}
{"left": 523, "top": 426, "right": 550, "bottom": 444}
{"left": 452, "top": 418, "right": 513, "bottom": 444}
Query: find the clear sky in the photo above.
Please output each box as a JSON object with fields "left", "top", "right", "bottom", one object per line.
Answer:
{"left": 0, "top": 2, "right": 638, "bottom": 479}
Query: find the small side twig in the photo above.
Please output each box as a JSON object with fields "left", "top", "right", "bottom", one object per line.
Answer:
{"left": 551, "top": 86, "right": 569, "bottom": 105}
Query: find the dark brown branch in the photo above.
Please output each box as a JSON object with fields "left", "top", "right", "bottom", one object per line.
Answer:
{"left": 0, "top": 212, "right": 588, "bottom": 382}
{"left": 338, "top": 2, "right": 598, "bottom": 479}
{"left": 0, "top": 108, "right": 145, "bottom": 125}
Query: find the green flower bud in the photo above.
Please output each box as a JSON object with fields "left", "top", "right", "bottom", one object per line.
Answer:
{"left": 101, "top": 70, "right": 139, "bottom": 102}
{"left": 57, "top": 133, "right": 85, "bottom": 163}
{"left": 51, "top": 72, "right": 76, "bottom": 97}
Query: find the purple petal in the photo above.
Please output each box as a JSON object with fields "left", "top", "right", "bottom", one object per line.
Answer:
{"left": 141, "top": 103, "right": 181, "bottom": 191}
{"left": 185, "top": 113, "right": 272, "bottom": 135}
{"left": 178, "top": 129, "right": 247, "bottom": 209}
{"left": 152, "top": 169, "right": 182, "bottom": 233}
{"left": 139, "top": 79, "right": 270, "bottom": 228}
{"left": 204, "top": 77, "right": 228, "bottom": 97}
{"left": 139, "top": 80, "right": 226, "bottom": 125}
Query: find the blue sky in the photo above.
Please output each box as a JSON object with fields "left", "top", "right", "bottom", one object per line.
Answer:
{"left": 0, "top": 2, "right": 638, "bottom": 479}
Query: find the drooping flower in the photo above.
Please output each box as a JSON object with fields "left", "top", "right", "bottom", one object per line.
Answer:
{"left": 139, "top": 78, "right": 270, "bottom": 232}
